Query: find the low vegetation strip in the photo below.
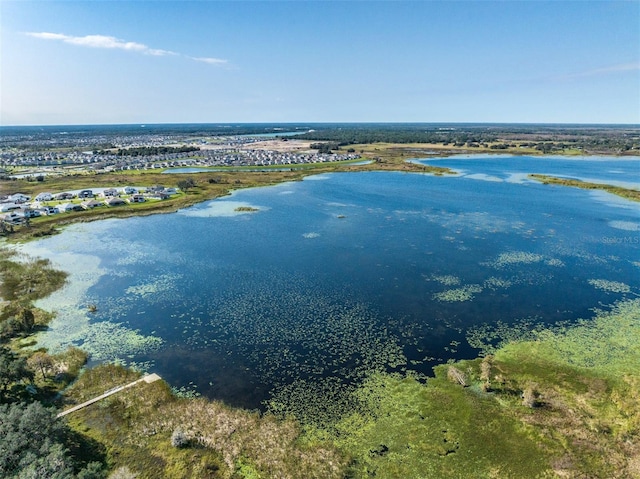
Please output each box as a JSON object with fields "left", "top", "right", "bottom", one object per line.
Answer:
{"left": 529, "top": 174, "right": 640, "bottom": 202}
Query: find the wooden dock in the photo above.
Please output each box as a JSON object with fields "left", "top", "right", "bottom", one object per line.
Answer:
{"left": 57, "top": 373, "right": 162, "bottom": 418}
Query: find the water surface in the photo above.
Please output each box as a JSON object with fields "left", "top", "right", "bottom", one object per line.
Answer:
{"left": 23, "top": 155, "right": 640, "bottom": 409}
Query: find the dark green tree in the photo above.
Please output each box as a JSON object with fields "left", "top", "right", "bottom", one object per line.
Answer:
{"left": 0, "top": 402, "right": 105, "bottom": 478}
{"left": 0, "top": 346, "right": 33, "bottom": 400}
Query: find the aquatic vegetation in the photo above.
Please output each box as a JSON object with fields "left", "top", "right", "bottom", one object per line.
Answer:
{"left": 179, "top": 200, "right": 265, "bottom": 217}
{"left": 324, "top": 371, "right": 551, "bottom": 479}
{"left": 490, "top": 251, "right": 545, "bottom": 268}
{"left": 428, "top": 274, "right": 461, "bottom": 286}
{"left": 125, "top": 274, "right": 180, "bottom": 298}
{"left": 73, "top": 320, "right": 164, "bottom": 361}
{"left": 169, "top": 273, "right": 408, "bottom": 413}
{"left": 588, "top": 278, "right": 633, "bottom": 294}
{"left": 466, "top": 316, "right": 548, "bottom": 355}
{"left": 483, "top": 276, "right": 512, "bottom": 290}
{"left": 545, "top": 258, "right": 565, "bottom": 267}
{"left": 322, "top": 299, "right": 640, "bottom": 478}
{"left": 513, "top": 298, "right": 640, "bottom": 375}
{"left": 171, "top": 383, "right": 202, "bottom": 398}
{"left": 432, "top": 284, "right": 482, "bottom": 302}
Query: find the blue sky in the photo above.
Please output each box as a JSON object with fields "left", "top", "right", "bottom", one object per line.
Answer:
{"left": 1, "top": 1, "right": 639, "bottom": 125}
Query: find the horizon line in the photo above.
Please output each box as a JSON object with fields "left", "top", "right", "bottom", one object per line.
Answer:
{"left": 2, "top": 121, "right": 640, "bottom": 129}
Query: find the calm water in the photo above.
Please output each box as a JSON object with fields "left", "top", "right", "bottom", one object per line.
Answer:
{"left": 24, "top": 155, "right": 640, "bottom": 409}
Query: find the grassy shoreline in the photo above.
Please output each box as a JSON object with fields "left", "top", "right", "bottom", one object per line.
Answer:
{"left": 529, "top": 173, "right": 640, "bottom": 202}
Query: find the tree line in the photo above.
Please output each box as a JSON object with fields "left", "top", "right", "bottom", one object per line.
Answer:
{"left": 292, "top": 125, "right": 640, "bottom": 153}
{"left": 94, "top": 146, "right": 200, "bottom": 156}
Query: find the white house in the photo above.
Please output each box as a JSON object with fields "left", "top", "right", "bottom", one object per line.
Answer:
{"left": 82, "top": 199, "right": 103, "bottom": 209}
{"left": 58, "top": 203, "right": 83, "bottom": 212}
{"left": 0, "top": 203, "right": 21, "bottom": 213}
{"left": 101, "top": 188, "right": 119, "bottom": 198}
{"left": 35, "top": 192, "right": 53, "bottom": 201}
{"left": 9, "top": 194, "right": 30, "bottom": 203}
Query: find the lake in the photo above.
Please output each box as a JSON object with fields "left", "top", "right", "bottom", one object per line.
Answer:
{"left": 22, "top": 155, "right": 640, "bottom": 410}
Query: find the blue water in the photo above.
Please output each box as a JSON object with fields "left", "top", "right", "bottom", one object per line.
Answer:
{"left": 416, "top": 154, "right": 640, "bottom": 189}
{"left": 25, "top": 155, "right": 640, "bottom": 409}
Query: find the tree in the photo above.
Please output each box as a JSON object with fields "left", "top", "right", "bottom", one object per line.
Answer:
{"left": 177, "top": 178, "right": 196, "bottom": 191}
{"left": 0, "top": 402, "right": 105, "bottom": 479}
{"left": 0, "top": 402, "right": 70, "bottom": 477}
{"left": 0, "top": 346, "right": 33, "bottom": 399}
{"left": 20, "top": 308, "right": 35, "bottom": 332}
{"left": 27, "top": 351, "right": 55, "bottom": 381}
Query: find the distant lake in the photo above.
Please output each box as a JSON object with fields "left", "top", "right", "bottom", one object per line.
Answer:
{"left": 23, "top": 155, "right": 640, "bottom": 410}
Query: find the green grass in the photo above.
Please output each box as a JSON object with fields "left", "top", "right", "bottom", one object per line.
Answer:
{"left": 62, "top": 364, "right": 349, "bottom": 479}
{"left": 298, "top": 299, "right": 640, "bottom": 478}
{"left": 529, "top": 174, "right": 640, "bottom": 202}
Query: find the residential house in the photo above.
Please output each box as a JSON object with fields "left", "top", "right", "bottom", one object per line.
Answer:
{"left": 9, "top": 194, "right": 30, "bottom": 204}
{"left": 82, "top": 199, "right": 103, "bottom": 209}
{"left": 147, "top": 192, "right": 170, "bottom": 200}
{"left": 40, "top": 206, "right": 60, "bottom": 215}
{"left": 0, "top": 203, "right": 21, "bottom": 213}
{"left": 35, "top": 192, "right": 53, "bottom": 201}
{"left": 78, "top": 190, "right": 94, "bottom": 199}
{"left": 104, "top": 197, "right": 127, "bottom": 207}
{"left": 23, "top": 209, "right": 41, "bottom": 219}
{"left": 101, "top": 188, "right": 119, "bottom": 198}
{"left": 55, "top": 192, "right": 75, "bottom": 200}
{"left": 59, "top": 203, "right": 84, "bottom": 212}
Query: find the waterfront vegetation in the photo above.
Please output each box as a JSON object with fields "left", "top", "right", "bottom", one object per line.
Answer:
{"left": 1, "top": 130, "right": 639, "bottom": 477}
{"left": 529, "top": 174, "right": 640, "bottom": 202}
{"left": 1, "top": 245, "right": 639, "bottom": 477}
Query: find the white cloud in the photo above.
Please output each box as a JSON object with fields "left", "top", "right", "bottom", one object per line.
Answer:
{"left": 191, "top": 56, "right": 228, "bottom": 65}
{"left": 560, "top": 62, "right": 640, "bottom": 80}
{"left": 25, "top": 32, "right": 227, "bottom": 65}
{"left": 26, "top": 32, "right": 177, "bottom": 56}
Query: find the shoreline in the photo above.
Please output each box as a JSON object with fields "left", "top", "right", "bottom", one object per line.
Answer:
{"left": 3, "top": 150, "right": 639, "bottom": 242}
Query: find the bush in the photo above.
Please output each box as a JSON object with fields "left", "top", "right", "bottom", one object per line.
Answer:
{"left": 171, "top": 428, "right": 190, "bottom": 448}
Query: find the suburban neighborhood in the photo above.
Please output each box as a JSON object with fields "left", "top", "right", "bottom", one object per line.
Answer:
{"left": 0, "top": 185, "right": 178, "bottom": 226}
